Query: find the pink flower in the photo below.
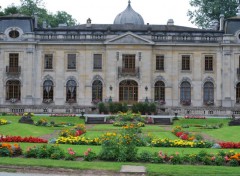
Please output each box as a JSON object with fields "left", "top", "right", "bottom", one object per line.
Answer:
{"left": 84, "top": 151, "right": 89, "bottom": 156}
{"left": 69, "top": 151, "right": 75, "bottom": 155}
{"left": 175, "top": 152, "right": 179, "bottom": 155}
{"left": 211, "top": 156, "right": 215, "bottom": 161}
{"left": 170, "top": 156, "right": 174, "bottom": 159}
{"left": 87, "top": 148, "right": 92, "bottom": 152}
{"left": 224, "top": 156, "right": 229, "bottom": 161}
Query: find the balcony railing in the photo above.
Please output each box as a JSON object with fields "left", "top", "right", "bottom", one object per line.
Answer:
{"left": 118, "top": 67, "right": 140, "bottom": 78}
{"left": 6, "top": 66, "right": 21, "bottom": 75}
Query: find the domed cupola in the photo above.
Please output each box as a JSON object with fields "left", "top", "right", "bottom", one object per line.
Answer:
{"left": 114, "top": 0, "right": 144, "bottom": 25}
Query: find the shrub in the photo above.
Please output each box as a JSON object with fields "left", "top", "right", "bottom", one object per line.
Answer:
{"left": 25, "top": 144, "right": 65, "bottom": 159}
{"left": 83, "top": 148, "right": 97, "bottom": 161}
{"left": 65, "top": 148, "right": 76, "bottom": 161}
{"left": 229, "top": 159, "right": 239, "bottom": 167}
{"left": 169, "top": 153, "right": 182, "bottom": 165}
{"left": 99, "top": 125, "right": 138, "bottom": 162}
{"left": 138, "top": 151, "right": 153, "bottom": 162}
{"left": 98, "top": 102, "right": 108, "bottom": 114}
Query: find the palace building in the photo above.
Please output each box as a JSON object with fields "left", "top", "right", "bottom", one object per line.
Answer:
{"left": 0, "top": 1, "right": 240, "bottom": 115}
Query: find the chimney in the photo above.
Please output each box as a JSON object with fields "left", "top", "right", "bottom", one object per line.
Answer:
{"left": 86, "top": 18, "right": 92, "bottom": 27}
{"left": 34, "top": 13, "right": 38, "bottom": 28}
{"left": 167, "top": 19, "right": 174, "bottom": 25}
{"left": 219, "top": 14, "right": 224, "bottom": 31}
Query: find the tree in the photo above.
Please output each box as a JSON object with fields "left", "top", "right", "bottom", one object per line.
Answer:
{"left": 188, "top": 0, "right": 238, "bottom": 28}
{"left": 1, "top": 4, "right": 20, "bottom": 16}
{"left": 0, "top": 0, "right": 77, "bottom": 27}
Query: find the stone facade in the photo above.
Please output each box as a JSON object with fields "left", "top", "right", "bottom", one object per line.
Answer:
{"left": 0, "top": 3, "right": 240, "bottom": 115}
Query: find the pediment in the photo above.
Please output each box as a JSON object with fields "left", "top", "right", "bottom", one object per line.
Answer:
{"left": 105, "top": 32, "right": 154, "bottom": 45}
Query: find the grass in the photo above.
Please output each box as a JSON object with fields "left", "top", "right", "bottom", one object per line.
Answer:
{"left": 202, "top": 126, "right": 240, "bottom": 142}
{"left": 1, "top": 158, "right": 240, "bottom": 176}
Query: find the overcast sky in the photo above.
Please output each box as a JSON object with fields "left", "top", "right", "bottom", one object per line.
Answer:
{"left": 1, "top": 0, "right": 197, "bottom": 27}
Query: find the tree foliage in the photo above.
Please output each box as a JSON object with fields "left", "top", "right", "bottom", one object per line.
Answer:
{"left": 0, "top": 0, "right": 77, "bottom": 27}
{"left": 188, "top": 0, "right": 238, "bottom": 28}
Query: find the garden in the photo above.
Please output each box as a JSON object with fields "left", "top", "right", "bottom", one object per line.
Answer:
{"left": 1, "top": 111, "right": 240, "bottom": 175}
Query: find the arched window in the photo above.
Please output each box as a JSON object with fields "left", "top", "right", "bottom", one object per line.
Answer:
{"left": 6, "top": 80, "right": 21, "bottom": 100}
{"left": 43, "top": 80, "right": 53, "bottom": 101}
{"left": 66, "top": 80, "right": 77, "bottom": 102}
{"left": 237, "top": 83, "right": 240, "bottom": 104}
{"left": 203, "top": 82, "right": 214, "bottom": 104}
{"left": 92, "top": 80, "right": 103, "bottom": 102}
{"left": 180, "top": 81, "right": 191, "bottom": 105}
{"left": 119, "top": 80, "right": 138, "bottom": 102}
{"left": 154, "top": 81, "right": 165, "bottom": 102}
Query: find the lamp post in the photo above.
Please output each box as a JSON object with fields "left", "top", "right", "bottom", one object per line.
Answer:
{"left": 174, "top": 112, "right": 178, "bottom": 120}
{"left": 80, "top": 109, "right": 85, "bottom": 119}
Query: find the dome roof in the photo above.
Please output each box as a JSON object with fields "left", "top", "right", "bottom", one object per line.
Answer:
{"left": 114, "top": 1, "right": 144, "bottom": 25}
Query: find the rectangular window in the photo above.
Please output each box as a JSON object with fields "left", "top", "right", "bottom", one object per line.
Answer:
{"left": 156, "top": 55, "right": 164, "bottom": 70}
{"left": 122, "top": 54, "right": 135, "bottom": 72}
{"left": 9, "top": 53, "right": 19, "bottom": 67}
{"left": 93, "top": 54, "right": 102, "bottom": 70}
{"left": 205, "top": 55, "right": 213, "bottom": 71}
{"left": 44, "top": 54, "right": 53, "bottom": 69}
{"left": 182, "top": 55, "right": 190, "bottom": 70}
{"left": 67, "top": 54, "right": 76, "bottom": 69}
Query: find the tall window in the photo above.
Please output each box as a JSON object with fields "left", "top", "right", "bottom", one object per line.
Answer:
{"left": 93, "top": 54, "right": 102, "bottom": 70}
{"left": 182, "top": 55, "right": 190, "bottom": 70}
{"left": 205, "top": 55, "right": 213, "bottom": 71}
{"left": 180, "top": 81, "right": 191, "bottom": 104}
{"left": 203, "top": 82, "right": 214, "bottom": 103}
{"left": 8, "top": 53, "right": 19, "bottom": 73}
{"left": 122, "top": 54, "right": 135, "bottom": 72}
{"left": 67, "top": 54, "right": 76, "bottom": 69}
{"left": 156, "top": 55, "right": 164, "bottom": 70}
{"left": 43, "top": 80, "right": 53, "bottom": 101}
{"left": 92, "top": 80, "right": 103, "bottom": 101}
{"left": 66, "top": 80, "right": 77, "bottom": 102}
{"left": 237, "top": 83, "right": 240, "bottom": 104}
{"left": 6, "top": 80, "right": 21, "bottom": 100}
{"left": 154, "top": 81, "right": 165, "bottom": 101}
{"left": 44, "top": 54, "right": 53, "bottom": 69}
{"left": 119, "top": 80, "right": 138, "bottom": 102}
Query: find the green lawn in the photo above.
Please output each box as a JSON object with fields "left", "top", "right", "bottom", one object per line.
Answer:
{"left": 1, "top": 157, "right": 240, "bottom": 176}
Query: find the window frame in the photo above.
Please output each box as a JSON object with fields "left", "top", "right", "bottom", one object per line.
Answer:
{"left": 154, "top": 81, "right": 165, "bottom": 101}
{"left": 205, "top": 55, "right": 213, "bottom": 71}
{"left": 6, "top": 80, "right": 21, "bottom": 101}
{"left": 93, "top": 54, "right": 102, "bottom": 70}
{"left": 44, "top": 54, "right": 53, "bottom": 70}
{"left": 181, "top": 55, "right": 190, "bottom": 71}
{"left": 203, "top": 82, "right": 214, "bottom": 104}
{"left": 92, "top": 80, "right": 103, "bottom": 102}
{"left": 67, "top": 54, "right": 76, "bottom": 70}
{"left": 237, "top": 83, "right": 240, "bottom": 104}
{"left": 156, "top": 55, "right": 164, "bottom": 71}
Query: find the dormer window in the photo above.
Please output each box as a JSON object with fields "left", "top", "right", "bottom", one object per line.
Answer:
{"left": 9, "top": 30, "right": 20, "bottom": 38}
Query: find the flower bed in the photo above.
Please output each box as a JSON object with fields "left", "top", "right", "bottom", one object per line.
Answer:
{"left": 0, "top": 143, "right": 22, "bottom": 157}
{"left": 0, "top": 119, "right": 11, "bottom": 125}
{"left": 35, "top": 118, "right": 75, "bottom": 127}
{"left": 50, "top": 114, "right": 76, "bottom": 117}
{"left": 151, "top": 138, "right": 212, "bottom": 148}
{"left": 219, "top": 142, "right": 240, "bottom": 149}
{"left": 0, "top": 136, "right": 48, "bottom": 143}
{"left": 184, "top": 115, "right": 206, "bottom": 119}
{"left": 59, "top": 124, "right": 86, "bottom": 137}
